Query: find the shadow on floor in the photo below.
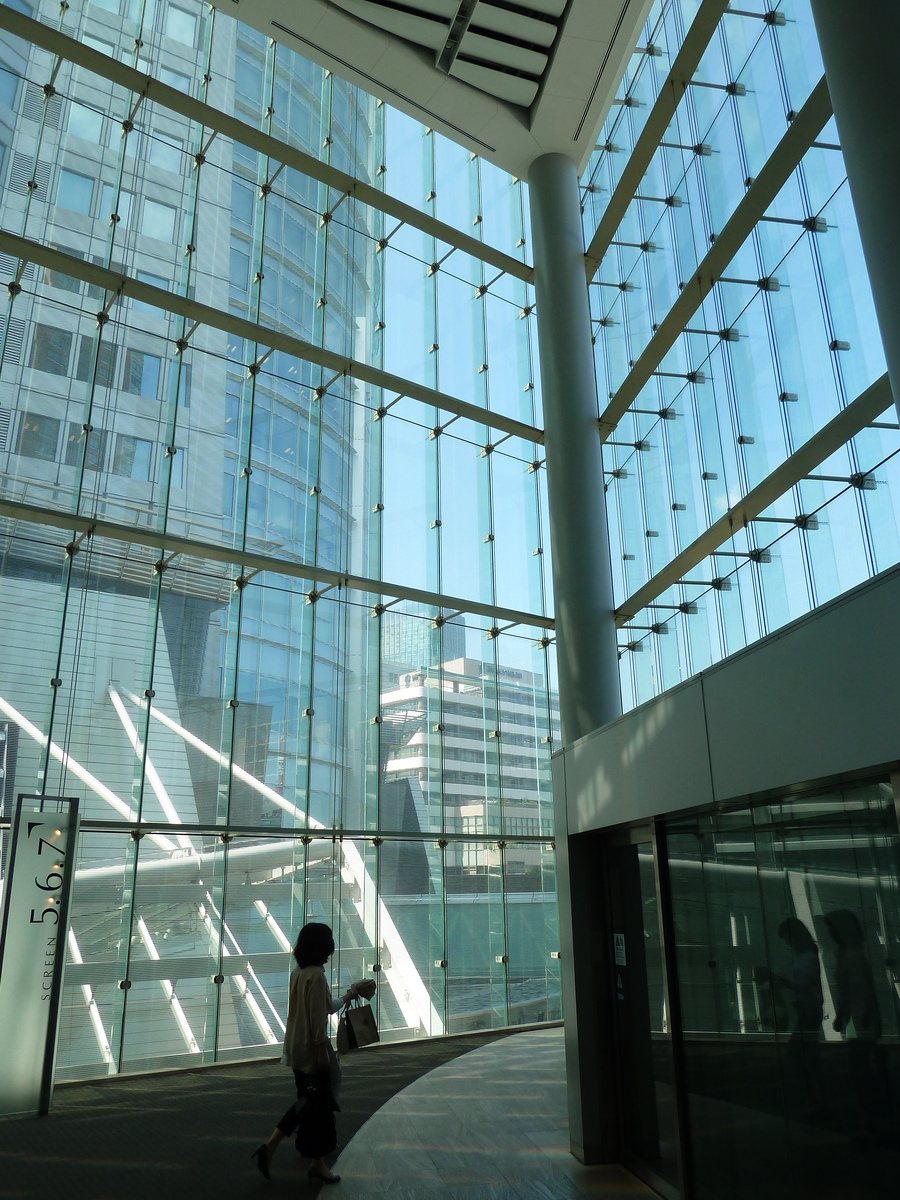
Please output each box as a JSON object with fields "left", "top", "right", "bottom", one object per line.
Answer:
{"left": 0, "top": 1033, "right": 508, "bottom": 1200}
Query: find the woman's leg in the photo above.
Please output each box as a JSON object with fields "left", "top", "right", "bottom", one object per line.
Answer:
{"left": 265, "top": 1071, "right": 308, "bottom": 1161}
{"left": 307, "top": 1044, "right": 341, "bottom": 1180}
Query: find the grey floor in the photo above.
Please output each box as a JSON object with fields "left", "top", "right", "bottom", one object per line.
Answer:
{"left": 0, "top": 1027, "right": 653, "bottom": 1200}
{"left": 332, "top": 1027, "right": 652, "bottom": 1200}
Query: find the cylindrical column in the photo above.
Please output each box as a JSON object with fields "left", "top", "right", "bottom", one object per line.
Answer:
{"left": 528, "top": 152, "right": 621, "bottom": 743}
{"left": 808, "top": 0, "right": 900, "bottom": 419}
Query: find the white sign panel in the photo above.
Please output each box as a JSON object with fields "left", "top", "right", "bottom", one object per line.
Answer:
{"left": 0, "top": 796, "right": 79, "bottom": 1116}
{"left": 614, "top": 932, "right": 626, "bottom": 966}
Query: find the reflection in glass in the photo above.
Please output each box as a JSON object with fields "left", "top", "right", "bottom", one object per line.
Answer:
{"left": 665, "top": 782, "right": 900, "bottom": 1200}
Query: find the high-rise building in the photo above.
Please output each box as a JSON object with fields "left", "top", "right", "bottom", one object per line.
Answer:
{"left": 0, "top": 0, "right": 560, "bottom": 1078}
{"left": 2, "top": 0, "right": 900, "bottom": 1195}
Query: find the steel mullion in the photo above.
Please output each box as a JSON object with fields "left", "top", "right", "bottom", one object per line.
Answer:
{"left": 0, "top": 496, "right": 554, "bottom": 630}
{"left": 585, "top": 0, "right": 731, "bottom": 280}
{"left": 0, "top": 229, "right": 542, "bottom": 445}
{"left": 0, "top": 5, "right": 532, "bottom": 285}
{"left": 598, "top": 76, "right": 833, "bottom": 442}
{"left": 616, "top": 371, "right": 893, "bottom": 624}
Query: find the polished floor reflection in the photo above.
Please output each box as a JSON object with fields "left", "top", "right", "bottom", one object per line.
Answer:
{"left": 334, "top": 1028, "right": 651, "bottom": 1199}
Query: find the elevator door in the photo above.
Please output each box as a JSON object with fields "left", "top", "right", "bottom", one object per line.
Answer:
{"left": 608, "top": 836, "right": 682, "bottom": 1197}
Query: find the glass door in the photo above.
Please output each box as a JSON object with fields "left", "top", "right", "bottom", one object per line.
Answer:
{"left": 607, "top": 829, "right": 684, "bottom": 1198}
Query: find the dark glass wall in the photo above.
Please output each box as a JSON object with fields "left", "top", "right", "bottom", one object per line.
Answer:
{"left": 608, "top": 779, "right": 900, "bottom": 1199}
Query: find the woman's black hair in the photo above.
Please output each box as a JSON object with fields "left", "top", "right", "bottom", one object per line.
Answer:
{"left": 778, "top": 916, "right": 817, "bottom": 953}
{"left": 293, "top": 922, "right": 335, "bottom": 968}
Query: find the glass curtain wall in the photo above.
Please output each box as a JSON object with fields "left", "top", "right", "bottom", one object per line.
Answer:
{"left": 0, "top": 0, "right": 560, "bottom": 1081}
{"left": 583, "top": 0, "right": 900, "bottom": 711}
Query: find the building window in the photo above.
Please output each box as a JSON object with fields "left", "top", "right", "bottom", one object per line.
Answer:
{"left": 107, "top": 122, "right": 141, "bottom": 159}
{"left": 133, "top": 270, "right": 168, "bottom": 317}
{"left": 123, "top": 349, "right": 162, "bottom": 399}
{"left": 165, "top": 5, "right": 196, "bottom": 46}
{"left": 230, "top": 246, "right": 250, "bottom": 291}
{"left": 76, "top": 337, "right": 117, "bottom": 387}
{"left": 65, "top": 422, "right": 107, "bottom": 471}
{"left": 42, "top": 248, "right": 81, "bottom": 294}
{"left": 66, "top": 101, "right": 103, "bottom": 142}
{"left": 28, "top": 325, "right": 72, "bottom": 375}
{"left": 112, "top": 434, "right": 152, "bottom": 480}
{"left": 15, "top": 413, "right": 60, "bottom": 460}
{"left": 181, "top": 362, "right": 191, "bottom": 407}
{"left": 232, "top": 180, "right": 254, "bottom": 226}
{"left": 0, "top": 67, "right": 18, "bottom": 110}
{"left": 55, "top": 169, "right": 92, "bottom": 215}
{"left": 148, "top": 132, "right": 183, "bottom": 173}
{"left": 505, "top": 816, "right": 540, "bottom": 838}
{"left": 235, "top": 58, "right": 263, "bottom": 104}
{"left": 141, "top": 198, "right": 177, "bottom": 242}
{"left": 159, "top": 67, "right": 190, "bottom": 94}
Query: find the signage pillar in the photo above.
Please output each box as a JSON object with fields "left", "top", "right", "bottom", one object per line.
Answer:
{"left": 0, "top": 795, "right": 80, "bottom": 1116}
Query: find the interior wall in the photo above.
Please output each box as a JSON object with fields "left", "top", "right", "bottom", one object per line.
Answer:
{"left": 555, "top": 561, "right": 900, "bottom": 835}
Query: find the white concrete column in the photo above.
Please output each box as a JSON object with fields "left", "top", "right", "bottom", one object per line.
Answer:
{"left": 808, "top": 0, "right": 900, "bottom": 420}
{"left": 528, "top": 152, "right": 621, "bottom": 744}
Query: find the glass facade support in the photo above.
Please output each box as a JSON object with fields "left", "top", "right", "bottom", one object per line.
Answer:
{"left": 528, "top": 152, "right": 620, "bottom": 743}
{"left": 807, "top": 0, "right": 900, "bottom": 423}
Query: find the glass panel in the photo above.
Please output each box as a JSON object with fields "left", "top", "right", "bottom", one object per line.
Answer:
{"left": 608, "top": 840, "right": 679, "bottom": 1188}
{"left": 56, "top": 831, "right": 131, "bottom": 1080}
{"left": 666, "top": 782, "right": 900, "bottom": 1200}
{"left": 0, "top": 0, "right": 559, "bottom": 1091}
{"left": 120, "top": 832, "right": 223, "bottom": 1071}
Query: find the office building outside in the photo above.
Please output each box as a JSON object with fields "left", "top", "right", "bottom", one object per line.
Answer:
{"left": 0, "top": 0, "right": 559, "bottom": 1075}
{"left": 1, "top": 0, "right": 900, "bottom": 1196}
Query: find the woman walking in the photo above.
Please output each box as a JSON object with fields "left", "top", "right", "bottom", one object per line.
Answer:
{"left": 251, "top": 922, "right": 375, "bottom": 1184}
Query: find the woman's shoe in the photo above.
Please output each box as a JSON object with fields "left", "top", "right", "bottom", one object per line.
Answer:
{"left": 251, "top": 1144, "right": 271, "bottom": 1180}
{"left": 308, "top": 1166, "right": 341, "bottom": 1185}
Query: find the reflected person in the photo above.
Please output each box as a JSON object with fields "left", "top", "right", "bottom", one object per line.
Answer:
{"left": 777, "top": 917, "right": 828, "bottom": 1116}
{"left": 824, "top": 909, "right": 893, "bottom": 1137}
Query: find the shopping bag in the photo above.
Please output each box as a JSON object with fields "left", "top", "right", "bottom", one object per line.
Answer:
{"left": 294, "top": 1073, "right": 338, "bottom": 1158}
{"left": 337, "top": 998, "right": 379, "bottom": 1052}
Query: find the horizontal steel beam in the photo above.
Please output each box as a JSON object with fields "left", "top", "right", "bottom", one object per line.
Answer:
{"left": 584, "top": 0, "right": 730, "bottom": 279}
{"left": 616, "top": 372, "right": 893, "bottom": 624}
{"left": 598, "top": 75, "right": 833, "bottom": 441}
{"left": 0, "top": 5, "right": 533, "bottom": 286}
{"left": 0, "top": 496, "right": 556, "bottom": 632}
{"left": 0, "top": 231, "right": 543, "bottom": 445}
{"left": 75, "top": 819, "right": 555, "bottom": 844}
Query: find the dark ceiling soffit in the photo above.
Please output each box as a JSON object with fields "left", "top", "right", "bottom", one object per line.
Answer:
{"left": 269, "top": 18, "right": 499, "bottom": 153}
{"left": 527, "top": 0, "right": 574, "bottom": 129}
{"left": 572, "top": 0, "right": 634, "bottom": 143}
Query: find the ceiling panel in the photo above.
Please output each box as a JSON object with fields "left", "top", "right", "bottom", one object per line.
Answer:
{"left": 449, "top": 57, "right": 540, "bottom": 107}
{"left": 459, "top": 29, "right": 549, "bottom": 77}
{"left": 223, "top": 0, "right": 652, "bottom": 177}
{"left": 473, "top": 4, "right": 558, "bottom": 49}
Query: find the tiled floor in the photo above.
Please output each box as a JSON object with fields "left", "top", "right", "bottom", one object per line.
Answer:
{"left": 332, "top": 1027, "right": 653, "bottom": 1200}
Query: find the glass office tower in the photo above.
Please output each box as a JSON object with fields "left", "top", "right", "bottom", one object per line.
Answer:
{"left": 0, "top": 0, "right": 559, "bottom": 1078}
